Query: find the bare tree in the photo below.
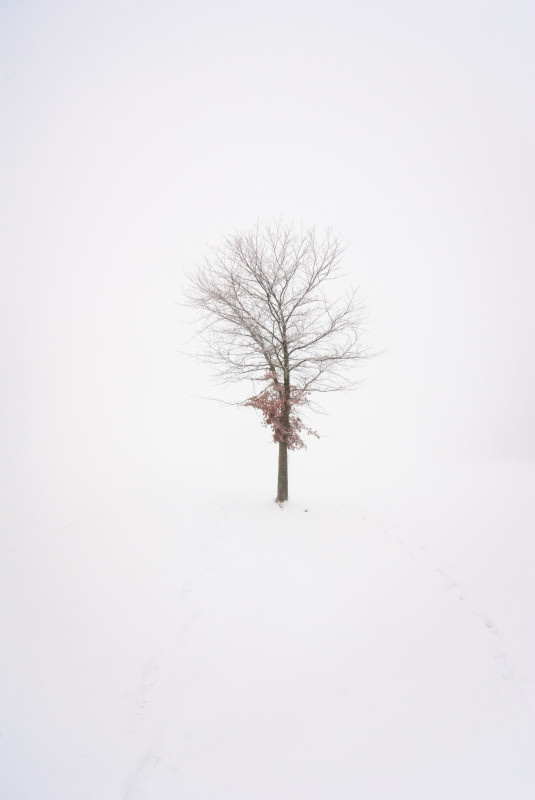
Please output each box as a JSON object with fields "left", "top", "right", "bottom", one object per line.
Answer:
{"left": 186, "top": 219, "right": 367, "bottom": 503}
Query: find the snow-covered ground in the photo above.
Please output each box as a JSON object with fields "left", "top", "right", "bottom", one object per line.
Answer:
{"left": 1, "top": 460, "right": 533, "bottom": 799}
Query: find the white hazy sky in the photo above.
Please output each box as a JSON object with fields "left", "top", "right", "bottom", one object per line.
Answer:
{"left": 1, "top": 0, "right": 534, "bottom": 518}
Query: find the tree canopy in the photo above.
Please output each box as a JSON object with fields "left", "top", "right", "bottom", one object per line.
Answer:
{"left": 186, "top": 219, "right": 366, "bottom": 393}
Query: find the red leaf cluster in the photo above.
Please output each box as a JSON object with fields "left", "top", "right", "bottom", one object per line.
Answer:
{"left": 244, "top": 373, "right": 319, "bottom": 450}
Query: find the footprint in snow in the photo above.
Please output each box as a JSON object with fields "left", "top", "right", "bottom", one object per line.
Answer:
{"left": 494, "top": 651, "right": 515, "bottom": 682}
{"left": 126, "top": 656, "right": 160, "bottom": 729}
{"left": 368, "top": 509, "right": 523, "bottom": 692}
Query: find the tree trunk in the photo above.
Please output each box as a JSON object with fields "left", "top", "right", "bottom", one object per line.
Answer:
{"left": 276, "top": 440, "right": 288, "bottom": 503}
{"left": 276, "top": 362, "right": 291, "bottom": 504}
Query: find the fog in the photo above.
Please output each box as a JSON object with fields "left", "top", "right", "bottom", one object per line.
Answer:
{"left": 1, "top": 5, "right": 535, "bottom": 796}
{"left": 2, "top": 0, "right": 534, "bottom": 524}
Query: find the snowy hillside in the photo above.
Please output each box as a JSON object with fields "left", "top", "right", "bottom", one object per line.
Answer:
{"left": 1, "top": 462, "right": 533, "bottom": 799}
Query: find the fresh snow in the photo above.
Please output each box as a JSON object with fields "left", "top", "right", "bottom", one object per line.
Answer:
{"left": 1, "top": 462, "right": 534, "bottom": 799}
